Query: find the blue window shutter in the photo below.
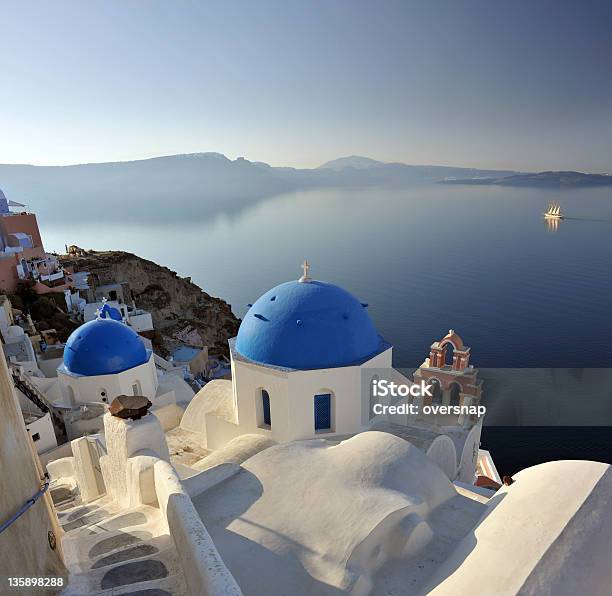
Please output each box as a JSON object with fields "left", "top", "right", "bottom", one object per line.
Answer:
{"left": 314, "top": 393, "right": 331, "bottom": 430}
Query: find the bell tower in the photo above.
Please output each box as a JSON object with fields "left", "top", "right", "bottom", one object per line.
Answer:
{"left": 414, "top": 330, "right": 482, "bottom": 419}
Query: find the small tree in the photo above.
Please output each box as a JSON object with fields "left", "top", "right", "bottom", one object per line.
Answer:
{"left": 15, "top": 279, "right": 38, "bottom": 309}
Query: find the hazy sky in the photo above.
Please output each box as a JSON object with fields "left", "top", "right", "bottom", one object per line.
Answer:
{"left": 1, "top": 1, "right": 611, "bottom": 171}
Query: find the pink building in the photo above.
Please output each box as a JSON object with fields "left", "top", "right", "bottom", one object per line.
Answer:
{"left": 0, "top": 189, "right": 69, "bottom": 293}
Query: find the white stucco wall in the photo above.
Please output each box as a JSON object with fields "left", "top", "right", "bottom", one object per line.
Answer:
{"left": 25, "top": 412, "right": 57, "bottom": 454}
{"left": 227, "top": 348, "right": 393, "bottom": 444}
{"left": 153, "top": 459, "right": 243, "bottom": 596}
{"left": 183, "top": 380, "right": 234, "bottom": 436}
{"left": 206, "top": 416, "right": 244, "bottom": 450}
{"left": 129, "top": 311, "right": 154, "bottom": 332}
{"left": 0, "top": 350, "right": 66, "bottom": 580}
{"left": 3, "top": 325, "right": 36, "bottom": 363}
{"left": 46, "top": 456, "right": 75, "bottom": 486}
{"left": 100, "top": 412, "right": 170, "bottom": 508}
{"left": 71, "top": 436, "right": 106, "bottom": 503}
{"left": 232, "top": 359, "right": 290, "bottom": 442}
{"left": 191, "top": 431, "right": 458, "bottom": 595}
{"left": 39, "top": 440, "right": 73, "bottom": 467}
{"left": 58, "top": 354, "right": 158, "bottom": 406}
{"left": 426, "top": 435, "right": 458, "bottom": 480}
{"left": 426, "top": 460, "right": 612, "bottom": 595}
{"left": 286, "top": 366, "right": 361, "bottom": 440}
{"left": 152, "top": 402, "right": 186, "bottom": 431}
{"left": 156, "top": 373, "right": 194, "bottom": 406}
{"left": 456, "top": 422, "right": 482, "bottom": 484}
{"left": 37, "top": 356, "right": 63, "bottom": 378}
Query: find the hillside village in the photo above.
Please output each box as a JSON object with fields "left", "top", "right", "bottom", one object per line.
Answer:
{"left": 0, "top": 190, "right": 239, "bottom": 457}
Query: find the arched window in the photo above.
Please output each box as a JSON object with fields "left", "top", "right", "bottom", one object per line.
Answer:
{"left": 261, "top": 389, "right": 271, "bottom": 427}
{"left": 132, "top": 381, "right": 142, "bottom": 396}
{"left": 430, "top": 379, "right": 442, "bottom": 404}
{"left": 449, "top": 382, "right": 461, "bottom": 407}
{"left": 444, "top": 342, "right": 455, "bottom": 367}
{"left": 314, "top": 393, "right": 332, "bottom": 432}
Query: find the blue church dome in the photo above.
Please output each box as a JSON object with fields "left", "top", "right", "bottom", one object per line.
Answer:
{"left": 63, "top": 318, "right": 149, "bottom": 376}
{"left": 235, "top": 279, "right": 384, "bottom": 369}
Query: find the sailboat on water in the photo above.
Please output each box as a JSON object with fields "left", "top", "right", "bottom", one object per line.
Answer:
{"left": 543, "top": 201, "right": 564, "bottom": 220}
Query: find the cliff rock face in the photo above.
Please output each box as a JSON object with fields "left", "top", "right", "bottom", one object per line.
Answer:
{"left": 60, "top": 250, "right": 240, "bottom": 355}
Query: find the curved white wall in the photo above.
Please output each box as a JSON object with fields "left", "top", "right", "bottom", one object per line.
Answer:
{"left": 457, "top": 422, "right": 482, "bottom": 483}
{"left": 426, "top": 435, "right": 458, "bottom": 480}
{"left": 58, "top": 354, "right": 158, "bottom": 406}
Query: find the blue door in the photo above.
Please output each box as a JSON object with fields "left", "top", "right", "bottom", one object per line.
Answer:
{"left": 314, "top": 393, "right": 331, "bottom": 431}
{"left": 262, "top": 389, "right": 271, "bottom": 426}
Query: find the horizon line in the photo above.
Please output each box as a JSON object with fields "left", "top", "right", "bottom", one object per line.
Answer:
{"left": 1, "top": 151, "right": 604, "bottom": 175}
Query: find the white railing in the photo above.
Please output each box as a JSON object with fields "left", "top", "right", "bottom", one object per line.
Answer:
{"left": 153, "top": 459, "right": 243, "bottom": 596}
{"left": 40, "top": 271, "right": 65, "bottom": 282}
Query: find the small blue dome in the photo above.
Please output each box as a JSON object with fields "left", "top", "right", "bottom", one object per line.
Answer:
{"left": 63, "top": 318, "right": 149, "bottom": 376}
{"left": 235, "top": 280, "right": 383, "bottom": 369}
{"left": 99, "top": 303, "right": 123, "bottom": 321}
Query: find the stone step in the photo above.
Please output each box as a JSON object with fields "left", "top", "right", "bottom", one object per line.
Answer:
{"left": 73, "top": 573, "right": 187, "bottom": 595}
{"left": 58, "top": 499, "right": 186, "bottom": 595}
{"left": 57, "top": 495, "right": 115, "bottom": 522}
{"left": 70, "top": 533, "right": 175, "bottom": 575}
{"left": 51, "top": 485, "right": 80, "bottom": 509}
{"left": 60, "top": 548, "right": 183, "bottom": 595}
{"left": 61, "top": 506, "right": 116, "bottom": 533}
{"left": 63, "top": 505, "right": 159, "bottom": 540}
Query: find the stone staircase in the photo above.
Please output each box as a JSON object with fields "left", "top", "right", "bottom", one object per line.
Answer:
{"left": 12, "top": 370, "right": 51, "bottom": 414}
{"left": 12, "top": 368, "right": 68, "bottom": 439}
{"left": 58, "top": 496, "right": 187, "bottom": 595}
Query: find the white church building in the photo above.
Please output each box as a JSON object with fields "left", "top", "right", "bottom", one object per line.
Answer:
{"left": 171, "top": 264, "right": 482, "bottom": 487}
{"left": 185, "top": 263, "right": 390, "bottom": 447}
{"left": 15, "top": 303, "right": 194, "bottom": 440}
{"left": 58, "top": 306, "right": 158, "bottom": 407}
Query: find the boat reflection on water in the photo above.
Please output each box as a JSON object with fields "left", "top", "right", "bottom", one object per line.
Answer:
{"left": 545, "top": 217, "right": 561, "bottom": 232}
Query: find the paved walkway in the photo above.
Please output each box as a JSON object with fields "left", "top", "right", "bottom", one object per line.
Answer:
{"left": 57, "top": 494, "right": 187, "bottom": 595}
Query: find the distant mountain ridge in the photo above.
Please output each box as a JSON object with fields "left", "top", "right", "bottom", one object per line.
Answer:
{"left": 317, "top": 155, "right": 516, "bottom": 177}
{"left": 0, "top": 152, "right": 519, "bottom": 223}
{"left": 319, "top": 156, "right": 388, "bottom": 170}
{"left": 440, "top": 170, "right": 612, "bottom": 188}
{"left": 0, "top": 152, "right": 600, "bottom": 223}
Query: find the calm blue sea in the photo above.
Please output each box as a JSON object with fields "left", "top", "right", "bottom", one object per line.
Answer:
{"left": 43, "top": 183, "right": 612, "bottom": 368}
{"left": 42, "top": 183, "right": 612, "bottom": 471}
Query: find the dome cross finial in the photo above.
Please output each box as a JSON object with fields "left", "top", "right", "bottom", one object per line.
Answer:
{"left": 299, "top": 260, "right": 312, "bottom": 283}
